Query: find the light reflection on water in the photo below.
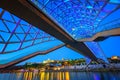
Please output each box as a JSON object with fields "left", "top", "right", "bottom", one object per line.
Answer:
{"left": 0, "top": 71, "right": 120, "bottom": 80}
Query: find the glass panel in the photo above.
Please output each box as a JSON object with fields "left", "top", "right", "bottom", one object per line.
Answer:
{"left": 0, "top": 32, "right": 10, "bottom": 42}
{"left": 12, "top": 15, "right": 19, "bottom": 22}
{"left": 15, "top": 25, "right": 24, "bottom": 33}
{"left": 2, "top": 12, "right": 14, "bottom": 22}
{"left": 22, "top": 41, "right": 33, "bottom": 48}
{"left": 9, "top": 34, "right": 20, "bottom": 42}
{"left": 5, "top": 43, "right": 20, "bottom": 52}
{"left": 25, "top": 35, "right": 32, "bottom": 40}
{"left": 21, "top": 25, "right": 30, "bottom": 33}
{"left": 34, "top": 39, "right": 42, "bottom": 44}
{"left": 16, "top": 34, "right": 25, "bottom": 41}
{"left": 0, "top": 20, "right": 8, "bottom": 32}
{"left": 20, "top": 20, "right": 29, "bottom": 25}
{"left": 4, "top": 20, "right": 16, "bottom": 32}
{"left": 0, "top": 40, "right": 63, "bottom": 64}
{"left": 29, "top": 33, "right": 36, "bottom": 38}
{"left": 0, "top": 44, "right": 5, "bottom": 52}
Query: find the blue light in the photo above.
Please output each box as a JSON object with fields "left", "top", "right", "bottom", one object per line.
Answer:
{"left": 64, "top": 0, "right": 69, "bottom": 2}
{"left": 72, "top": 28, "right": 75, "bottom": 31}
{"left": 109, "top": 0, "right": 120, "bottom": 4}
{"left": 87, "top": 6, "right": 93, "bottom": 9}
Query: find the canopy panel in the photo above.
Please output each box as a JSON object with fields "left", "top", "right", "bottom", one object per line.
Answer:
{"left": 0, "top": 8, "right": 58, "bottom": 54}
{"left": 29, "top": 0, "right": 120, "bottom": 40}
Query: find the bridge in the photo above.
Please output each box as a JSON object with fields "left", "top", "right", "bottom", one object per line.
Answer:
{"left": 0, "top": 0, "right": 120, "bottom": 68}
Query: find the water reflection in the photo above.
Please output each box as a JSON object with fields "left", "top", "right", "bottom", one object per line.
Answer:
{"left": 0, "top": 71, "right": 120, "bottom": 80}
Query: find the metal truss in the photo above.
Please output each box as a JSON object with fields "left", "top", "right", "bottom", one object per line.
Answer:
{"left": 29, "top": 0, "right": 120, "bottom": 40}
{"left": 0, "top": 8, "right": 56, "bottom": 54}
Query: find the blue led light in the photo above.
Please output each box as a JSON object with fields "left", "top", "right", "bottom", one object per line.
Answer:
{"left": 64, "top": 0, "right": 69, "bottom": 2}
{"left": 86, "top": 6, "right": 93, "bottom": 9}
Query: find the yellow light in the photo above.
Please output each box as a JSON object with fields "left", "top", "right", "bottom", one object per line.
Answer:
{"left": 57, "top": 67, "right": 61, "bottom": 70}
{"left": 40, "top": 72, "right": 45, "bottom": 80}
{"left": 59, "top": 72, "right": 62, "bottom": 80}
{"left": 24, "top": 72, "right": 28, "bottom": 80}
{"left": 65, "top": 72, "right": 70, "bottom": 80}
{"left": 111, "top": 56, "right": 118, "bottom": 60}
{"left": 46, "top": 72, "right": 49, "bottom": 80}
{"left": 28, "top": 72, "right": 33, "bottom": 80}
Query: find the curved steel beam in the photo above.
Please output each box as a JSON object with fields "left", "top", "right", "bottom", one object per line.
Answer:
{"left": 0, "top": 44, "right": 64, "bottom": 69}
{"left": 77, "top": 28, "right": 120, "bottom": 42}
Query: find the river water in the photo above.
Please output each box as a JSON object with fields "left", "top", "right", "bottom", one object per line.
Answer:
{"left": 0, "top": 71, "right": 120, "bottom": 80}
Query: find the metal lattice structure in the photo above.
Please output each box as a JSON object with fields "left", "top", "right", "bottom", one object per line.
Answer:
{"left": 0, "top": 8, "right": 64, "bottom": 67}
{"left": 0, "top": 8, "right": 57, "bottom": 54}
{"left": 29, "top": 0, "right": 120, "bottom": 40}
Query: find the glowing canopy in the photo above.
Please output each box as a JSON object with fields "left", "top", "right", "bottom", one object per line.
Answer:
{"left": 0, "top": 0, "right": 120, "bottom": 66}
{"left": 29, "top": 0, "right": 120, "bottom": 40}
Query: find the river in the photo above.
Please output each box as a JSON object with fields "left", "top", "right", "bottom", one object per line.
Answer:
{"left": 0, "top": 71, "right": 120, "bottom": 80}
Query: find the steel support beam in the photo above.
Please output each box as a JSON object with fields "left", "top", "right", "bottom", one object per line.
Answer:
{"left": 78, "top": 28, "right": 120, "bottom": 41}
{"left": 0, "top": 44, "right": 64, "bottom": 69}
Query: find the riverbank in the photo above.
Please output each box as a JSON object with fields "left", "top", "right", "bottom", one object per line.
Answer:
{"left": 0, "top": 63, "right": 120, "bottom": 73}
{"left": 0, "top": 68, "right": 120, "bottom": 73}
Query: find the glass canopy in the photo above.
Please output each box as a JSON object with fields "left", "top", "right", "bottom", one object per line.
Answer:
{"left": 0, "top": 0, "right": 120, "bottom": 65}
{"left": 0, "top": 8, "right": 64, "bottom": 64}
{"left": 29, "top": 0, "right": 120, "bottom": 40}
{"left": 0, "top": 8, "right": 60, "bottom": 54}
